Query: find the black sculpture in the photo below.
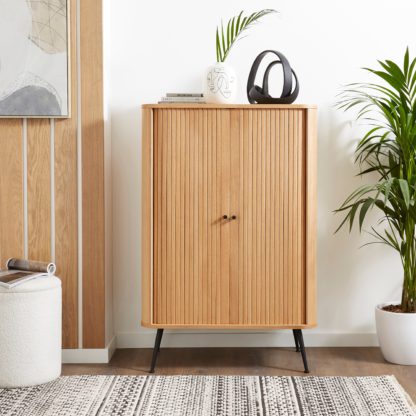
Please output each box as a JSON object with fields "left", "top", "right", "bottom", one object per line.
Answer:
{"left": 247, "top": 50, "right": 299, "bottom": 104}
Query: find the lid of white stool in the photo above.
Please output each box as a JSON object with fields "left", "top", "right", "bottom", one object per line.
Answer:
{"left": 0, "top": 276, "right": 61, "bottom": 294}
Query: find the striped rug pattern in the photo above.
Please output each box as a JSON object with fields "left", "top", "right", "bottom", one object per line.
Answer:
{"left": 0, "top": 375, "right": 414, "bottom": 415}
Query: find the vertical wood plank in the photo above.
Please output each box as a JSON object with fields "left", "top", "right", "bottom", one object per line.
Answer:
{"left": 0, "top": 121, "right": 24, "bottom": 266}
{"left": 27, "top": 119, "right": 51, "bottom": 262}
{"left": 306, "top": 108, "right": 317, "bottom": 325}
{"left": 229, "top": 110, "right": 240, "bottom": 324}
{"left": 80, "top": 0, "right": 105, "bottom": 347}
{"left": 219, "top": 110, "right": 230, "bottom": 324}
{"left": 54, "top": 0, "right": 78, "bottom": 349}
{"left": 141, "top": 109, "right": 153, "bottom": 326}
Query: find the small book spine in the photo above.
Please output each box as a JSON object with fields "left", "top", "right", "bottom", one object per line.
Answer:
{"left": 160, "top": 97, "right": 206, "bottom": 103}
{"left": 166, "top": 93, "right": 204, "bottom": 97}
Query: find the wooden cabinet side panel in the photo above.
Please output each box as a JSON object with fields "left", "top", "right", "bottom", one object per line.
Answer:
{"left": 305, "top": 108, "right": 318, "bottom": 325}
{"left": 141, "top": 108, "right": 153, "bottom": 326}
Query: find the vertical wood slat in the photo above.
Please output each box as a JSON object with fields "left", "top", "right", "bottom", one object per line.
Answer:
{"left": 27, "top": 119, "right": 51, "bottom": 262}
{"left": 0, "top": 121, "right": 24, "bottom": 266}
{"left": 141, "top": 109, "right": 153, "bottom": 327}
{"left": 229, "top": 110, "right": 240, "bottom": 324}
{"left": 54, "top": 0, "right": 78, "bottom": 348}
{"left": 306, "top": 108, "right": 318, "bottom": 325}
{"left": 80, "top": 0, "right": 105, "bottom": 348}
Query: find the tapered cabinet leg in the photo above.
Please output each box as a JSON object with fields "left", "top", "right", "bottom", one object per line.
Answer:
{"left": 293, "top": 329, "right": 310, "bottom": 373}
{"left": 292, "top": 330, "right": 300, "bottom": 352}
{"left": 149, "top": 329, "right": 164, "bottom": 373}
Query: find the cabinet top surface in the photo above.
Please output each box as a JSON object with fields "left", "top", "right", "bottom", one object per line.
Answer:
{"left": 142, "top": 103, "right": 317, "bottom": 110}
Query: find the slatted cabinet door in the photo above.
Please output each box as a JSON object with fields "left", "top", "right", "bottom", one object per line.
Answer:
{"left": 152, "top": 109, "right": 232, "bottom": 325}
{"left": 142, "top": 104, "right": 317, "bottom": 329}
{"left": 229, "top": 109, "right": 307, "bottom": 326}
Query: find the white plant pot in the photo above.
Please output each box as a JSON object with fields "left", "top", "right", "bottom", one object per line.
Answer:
{"left": 204, "top": 62, "right": 237, "bottom": 104}
{"left": 375, "top": 302, "right": 416, "bottom": 365}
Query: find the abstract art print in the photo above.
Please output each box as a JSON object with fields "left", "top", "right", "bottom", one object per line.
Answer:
{"left": 0, "top": 0, "right": 70, "bottom": 117}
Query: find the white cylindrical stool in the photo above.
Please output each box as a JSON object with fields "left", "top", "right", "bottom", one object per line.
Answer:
{"left": 0, "top": 276, "right": 61, "bottom": 388}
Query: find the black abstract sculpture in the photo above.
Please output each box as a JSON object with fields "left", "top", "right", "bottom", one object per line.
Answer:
{"left": 247, "top": 50, "right": 299, "bottom": 104}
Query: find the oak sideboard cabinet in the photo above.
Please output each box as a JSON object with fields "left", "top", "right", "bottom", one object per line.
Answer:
{"left": 142, "top": 104, "right": 317, "bottom": 373}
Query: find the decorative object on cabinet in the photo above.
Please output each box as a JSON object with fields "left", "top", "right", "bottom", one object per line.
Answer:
{"left": 247, "top": 50, "right": 299, "bottom": 104}
{"left": 0, "top": 0, "right": 70, "bottom": 117}
{"left": 335, "top": 48, "right": 416, "bottom": 365}
{"left": 205, "top": 10, "right": 277, "bottom": 104}
{"left": 142, "top": 103, "right": 317, "bottom": 373}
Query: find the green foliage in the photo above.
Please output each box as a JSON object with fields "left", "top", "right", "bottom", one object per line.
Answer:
{"left": 336, "top": 49, "right": 416, "bottom": 312}
{"left": 215, "top": 10, "right": 277, "bottom": 63}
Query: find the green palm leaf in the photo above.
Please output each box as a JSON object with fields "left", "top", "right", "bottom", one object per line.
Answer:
{"left": 335, "top": 48, "right": 416, "bottom": 312}
{"left": 215, "top": 9, "right": 277, "bottom": 62}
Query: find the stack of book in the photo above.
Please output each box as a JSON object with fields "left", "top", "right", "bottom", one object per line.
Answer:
{"left": 159, "top": 93, "right": 205, "bottom": 104}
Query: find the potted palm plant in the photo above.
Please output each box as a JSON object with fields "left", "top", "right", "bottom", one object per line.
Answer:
{"left": 205, "top": 9, "right": 276, "bottom": 104}
{"left": 336, "top": 49, "right": 416, "bottom": 365}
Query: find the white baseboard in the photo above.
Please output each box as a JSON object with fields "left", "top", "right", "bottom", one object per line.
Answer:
{"left": 62, "top": 336, "right": 117, "bottom": 364}
{"left": 116, "top": 331, "right": 379, "bottom": 349}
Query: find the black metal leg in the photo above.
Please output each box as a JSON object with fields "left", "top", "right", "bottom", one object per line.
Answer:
{"left": 292, "top": 330, "right": 300, "bottom": 352}
{"left": 149, "top": 329, "right": 164, "bottom": 373}
{"left": 294, "top": 329, "right": 309, "bottom": 373}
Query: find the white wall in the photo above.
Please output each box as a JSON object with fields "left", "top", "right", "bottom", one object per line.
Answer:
{"left": 110, "top": 0, "right": 414, "bottom": 348}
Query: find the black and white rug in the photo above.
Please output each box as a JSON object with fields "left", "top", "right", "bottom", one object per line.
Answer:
{"left": 0, "top": 375, "right": 414, "bottom": 415}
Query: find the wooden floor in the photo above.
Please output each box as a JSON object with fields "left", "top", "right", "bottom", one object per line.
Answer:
{"left": 63, "top": 347, "right": 416, "bottom": 400}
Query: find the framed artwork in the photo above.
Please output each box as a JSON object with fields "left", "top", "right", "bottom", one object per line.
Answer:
{"left": 0, "top": 0, "right": 70, "bottom": 118}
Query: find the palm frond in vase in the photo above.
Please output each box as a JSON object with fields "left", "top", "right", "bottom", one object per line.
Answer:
{"left": 216, "top": 9, "right": 277, "bottom": 63}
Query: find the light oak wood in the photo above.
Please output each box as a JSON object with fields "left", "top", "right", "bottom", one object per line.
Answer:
{"left": 141, "top": 108, "right": 153, "bottom": 325}
{"left": 80, "top": 0, "right": 105, "bottom": 348}
{"left": 306, "top": 108, "right": 318, "bottom": 325}
{"left": 27, "top": 119, "right": 51, "bottom": 262}
{"left": 54, "top": 0, "right": 79, "bottom": 349}
{"left": 0, "top": 0, "right": 106, "bottom": 349}
{"left": 142, "top": 105, "right": 317, "bottom": 329}
{"left": 0, "top": 121, "right": 24, "bottom": 266}
{"left": 143, "top": 104, "right": 317, "bottom": 110}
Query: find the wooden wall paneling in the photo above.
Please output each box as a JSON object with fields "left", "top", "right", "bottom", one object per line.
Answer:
{"left": 0, "top": 121, "right": 24, "bottom": 266}
{"left": 80, "top": 0, "right": 105, "bottom": 348}
{"left": 27, "top": 120, "right": 51, "bottom": 262}
{"left": 306, "top": 108, "right": 317, "bottom": 325}
{"left": 54, "top": 0, "right": 79, "bottom": 348}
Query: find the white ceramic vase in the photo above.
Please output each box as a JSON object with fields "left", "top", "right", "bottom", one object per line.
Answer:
{"left": 375, "top": 302, "right": 416, "bottom": 365}
{"left": 204, "top": 62, "right": 237, "bottom": 104}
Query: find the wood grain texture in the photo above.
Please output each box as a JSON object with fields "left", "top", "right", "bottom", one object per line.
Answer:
{"left": 27, "top": 119, "right": 51, "bottom": 262}
{"left": 152, "top": 109, "right": 224, "bottom": 325}
{"left": 305, "top": 108, "right": 318, "bottom": 326}
{"left": 141, "top": 109, "right": 153, "bottom": 326}
{"left": 54, "top": 0, "right": 79, "bottom": 349}
{"left": 80, "top": 0, "right": 105, "bottom": 348}
{"left": 144, "top": 106, "right": 317, "bottom": 329}
{"left": 0, "top": 121, "right": 24, "bottom": 266}
{"left": 143, "top": 104, "right": 317, "bottom": 110}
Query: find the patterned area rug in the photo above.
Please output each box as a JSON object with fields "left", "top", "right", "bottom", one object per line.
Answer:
{"left": 0, "top": 375, "right": 415, "bottom": 415}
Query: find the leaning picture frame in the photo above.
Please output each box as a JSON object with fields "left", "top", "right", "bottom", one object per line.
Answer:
{"left": 0, "top": 0, "right": 71, "bottom": 118}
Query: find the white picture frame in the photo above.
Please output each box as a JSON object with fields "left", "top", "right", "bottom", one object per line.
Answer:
{"left": 0, "top": 0, "right": 70, "bottom": 118}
